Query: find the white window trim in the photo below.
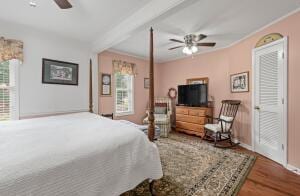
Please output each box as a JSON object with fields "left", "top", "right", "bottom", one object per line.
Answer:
{"left": 0, "top": 59, "right": 19, "bottom": 121}
{"left": 10, "top": 59, "right": 20, "bottom": 120}
{"left": 13, "top": 59, "right": 20, "bottom": 120}
{"left": 114, "top": 74, "right": 134, "bottom": 117}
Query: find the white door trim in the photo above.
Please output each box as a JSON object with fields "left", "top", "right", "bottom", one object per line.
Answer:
{"left": 251, "top": 37, "right": 288, "bottom": 167}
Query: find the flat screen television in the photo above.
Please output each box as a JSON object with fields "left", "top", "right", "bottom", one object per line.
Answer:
{"left": 177, "top": 84, "right": 208, "bottom": 107}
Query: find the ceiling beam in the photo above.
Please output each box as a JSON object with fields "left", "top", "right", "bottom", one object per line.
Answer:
{"left": 92, "top": 0, "right": 187, "bottom": 53}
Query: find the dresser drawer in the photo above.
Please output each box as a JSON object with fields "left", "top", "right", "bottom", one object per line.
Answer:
{"left": 176, "top": 108, "right": 189, "bottom": 115}
{"left": 176, "top": 121, "right": 204, "bottom": 133}
{"left": 188, "top": 109, "right": 206, "bottom": 117}
{"left": 176, "top": 114, "right": 205, "bottom": 124}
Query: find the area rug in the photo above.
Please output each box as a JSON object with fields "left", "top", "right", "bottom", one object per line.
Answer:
{"left": 122, "top": 132, "right": 256, "bottom": 196}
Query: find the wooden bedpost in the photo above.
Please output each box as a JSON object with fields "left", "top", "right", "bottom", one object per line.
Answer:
{"left": 89, "top": 59, "right": 93, "bottom": 113}
{"left": 148, "top": 27, "right": 155, "bottom": 142}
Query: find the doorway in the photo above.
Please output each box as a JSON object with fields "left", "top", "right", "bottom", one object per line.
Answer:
{"left": 252, "top": 37, "right": 287, "bottom": 166}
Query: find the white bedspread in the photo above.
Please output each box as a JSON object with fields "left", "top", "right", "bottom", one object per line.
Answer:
{"left": 0, "top": 112, "right": 163, "bottom": 196}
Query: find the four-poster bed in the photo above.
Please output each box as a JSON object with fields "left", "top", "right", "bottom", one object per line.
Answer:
{"left": 148, "top": 27, "right": 155, "bottom": 142}
{"left": 88, "top": 28, "right": 156, "bottom": 142}
{"left": 0, "top": 28, "right": 162, "bottom": 195}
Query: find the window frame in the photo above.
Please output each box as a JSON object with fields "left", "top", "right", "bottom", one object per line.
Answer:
{"left": 0, "top": 59, "right": 20, "bottom": 121}
{"left": 114, "top": 73, "right": 134, "bottom": 117}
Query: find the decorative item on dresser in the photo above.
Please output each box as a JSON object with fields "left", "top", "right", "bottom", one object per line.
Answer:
{"left": 176, "top": 106, "right": 213, "bottom": 137}
{"left": 167, "top": 87, "right": 177, "bottom": 100}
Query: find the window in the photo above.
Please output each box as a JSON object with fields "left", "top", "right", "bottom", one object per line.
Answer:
{"left": 0, "top": 60, "right": 19, "bottom": 121}
{"left": 115, "top": 73, "right": 134, "bottom": 116}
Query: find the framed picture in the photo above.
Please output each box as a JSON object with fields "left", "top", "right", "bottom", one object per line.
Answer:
{"left": 144, "top": 78, "right": 150, "bottom": 89}
{"left": 187, "top": 77, "right": 209, "bottom": 85}
{"left": 42, "top": 58, "right": 78, "bottom": 85}
{"left": 230, "top": 71, "right": 249, "bottom": 93}
{"left": 101, "top": 73, "right": 111, "bottom": 96}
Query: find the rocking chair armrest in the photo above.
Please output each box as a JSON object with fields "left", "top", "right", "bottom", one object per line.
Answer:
{"left": 206, "top": 115, "right": 219, "bottom": 120}
{"left": 218, "top": 118, "right": 233, "bottom": 124}
{"left": 206, "top": 115, "right": 220, "bottom": 123}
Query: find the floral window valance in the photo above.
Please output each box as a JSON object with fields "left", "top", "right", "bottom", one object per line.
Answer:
{"left": 112, "top": 60, "right": 137, "bottom": 76}
{"left": 0, "top": 37, "right": 23, "bottom": 64}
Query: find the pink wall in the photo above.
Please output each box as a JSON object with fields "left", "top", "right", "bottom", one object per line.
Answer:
{"left": 98, "top": 51, "right": 159, "bottom": 124}
{"left": 156, "top": 11, "right": 300, "bottom": 167}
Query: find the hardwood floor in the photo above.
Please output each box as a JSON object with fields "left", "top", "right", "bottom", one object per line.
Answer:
{"left": 233, "top": 147, "right": 300, "bottom": 195}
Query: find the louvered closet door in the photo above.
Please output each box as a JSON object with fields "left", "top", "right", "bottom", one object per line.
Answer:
{"left": 253, "top": 40, "right": 285, "bottom": 164}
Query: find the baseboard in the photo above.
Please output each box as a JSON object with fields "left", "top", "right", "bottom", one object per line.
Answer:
{"left": 287, "top": 164, "right": 300, "bottom": 175}
{"left": 232, "top": 139, "right": 300, "bottom": 175}
{"left": 233, "top": 138, "right": 253, "bottom": 151}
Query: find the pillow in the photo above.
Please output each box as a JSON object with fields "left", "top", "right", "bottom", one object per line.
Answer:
{"left": 154, "top": 106, "right": 167, "bottom": 114}
{"left": 218, "top": 115, "right": 234, "bottom": 131}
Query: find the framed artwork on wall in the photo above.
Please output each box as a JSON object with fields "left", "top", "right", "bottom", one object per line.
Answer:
{"left": 100, "top": 73, "right": 111, "bottom": 96}
{"left": 42, "top": 58, "right": 78, "bottom": 85}
{"left": 186, "top": 77, "right": 209, "bottom": 85}
{"left": 230, "top": 71, "right": 249, "bottom": 93}
{"left": 144, "top": 78, "right": 150, "bottom": 89}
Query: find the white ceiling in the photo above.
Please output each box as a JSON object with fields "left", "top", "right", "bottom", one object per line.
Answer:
{"left": 0, "top": 0, "right": 300, "bottom": 62}
{"left": 0, "top": 0, "right": 149, "bottom": 42}
{"left": 111, "top": 0, "right": 300, "bottom": 62}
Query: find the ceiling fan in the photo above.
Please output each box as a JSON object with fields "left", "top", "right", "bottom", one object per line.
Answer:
{"left": 169, "top": 34, "right": 216, "bottom": 55}
{"left": 53, "top": 0, "right": 73, "bottom": 9}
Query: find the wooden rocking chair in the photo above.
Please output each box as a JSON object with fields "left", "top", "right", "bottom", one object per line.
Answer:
{"left": 203, "top": 100, "right": 241, "bottom": 148}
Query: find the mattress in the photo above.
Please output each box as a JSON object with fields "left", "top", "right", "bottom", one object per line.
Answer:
{"left": 0, "top": 112, "right": 163, "bottom": 196}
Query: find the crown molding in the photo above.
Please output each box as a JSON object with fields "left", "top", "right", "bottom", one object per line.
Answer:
{"left": 105, "top": 49, "right": 149, "bottom": 62}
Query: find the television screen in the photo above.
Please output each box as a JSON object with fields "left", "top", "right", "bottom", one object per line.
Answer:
{"left": 177, "top": 84, "right": 208, "bottom": 107}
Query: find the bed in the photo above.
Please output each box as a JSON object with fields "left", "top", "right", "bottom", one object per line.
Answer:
{"left": 0, "top": 28, "right": 159, "bottom": 196}
{"left": 0, "top": 112, "right": 162, "bottom": 196}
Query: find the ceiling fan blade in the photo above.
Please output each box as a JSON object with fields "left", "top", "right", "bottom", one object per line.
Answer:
{"left": 168, "top": 46, "right": 184, "bottom": 50}
{"left": 54, "top": 0, "right": 72, "bottom": 9}
{"left": 170, "top": 39, "right": 184, "bottom": 43}
{"left": 197, "top": 34, "right": 207, "bottom": 41}
{"left": 196, "top": 42, "right": 216, "bottom": 47}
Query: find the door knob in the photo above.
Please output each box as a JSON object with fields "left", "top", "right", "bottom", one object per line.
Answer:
{"left": 254, "top": 106, "right": 260, "bottom": 110}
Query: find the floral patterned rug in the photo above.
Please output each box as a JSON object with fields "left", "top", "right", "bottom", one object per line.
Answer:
{"left": 122, "top": 132, "right": 256, "bottom": 196}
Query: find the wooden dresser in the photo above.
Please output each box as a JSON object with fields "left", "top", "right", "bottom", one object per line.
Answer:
{"left": 176, "top": 106, "right": 213, "bottom": 137}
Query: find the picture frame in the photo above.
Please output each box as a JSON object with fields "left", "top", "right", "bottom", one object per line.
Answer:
{"left": 230, "top": 71, "right": 249, "bottom": 93}
{"left": 187, "top": 77, "right": 209, "bottom": 85}
{"left": 42, "top": 58, "right": 78, "bottom": 85}
{"left": 100, "top": 73, "right": 112, "bottom": 96}
{"left": 144, "top": 78, "right": 150, "bottom": 89}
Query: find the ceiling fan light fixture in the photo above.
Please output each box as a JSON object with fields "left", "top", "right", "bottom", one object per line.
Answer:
{"left": 191, "top": 45, "right": 198, "bottom": 53}
{"left": 182, "top": 46, "right": 189, "bottom": 54}
{"left": 182, "top": 47, "right": 192, "bottom": 55}
{"left": 169, "top": 33, "right": 215, "bottom": 55}
{"left": 182, "top": 46, "right": 197, "bottom": 55}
